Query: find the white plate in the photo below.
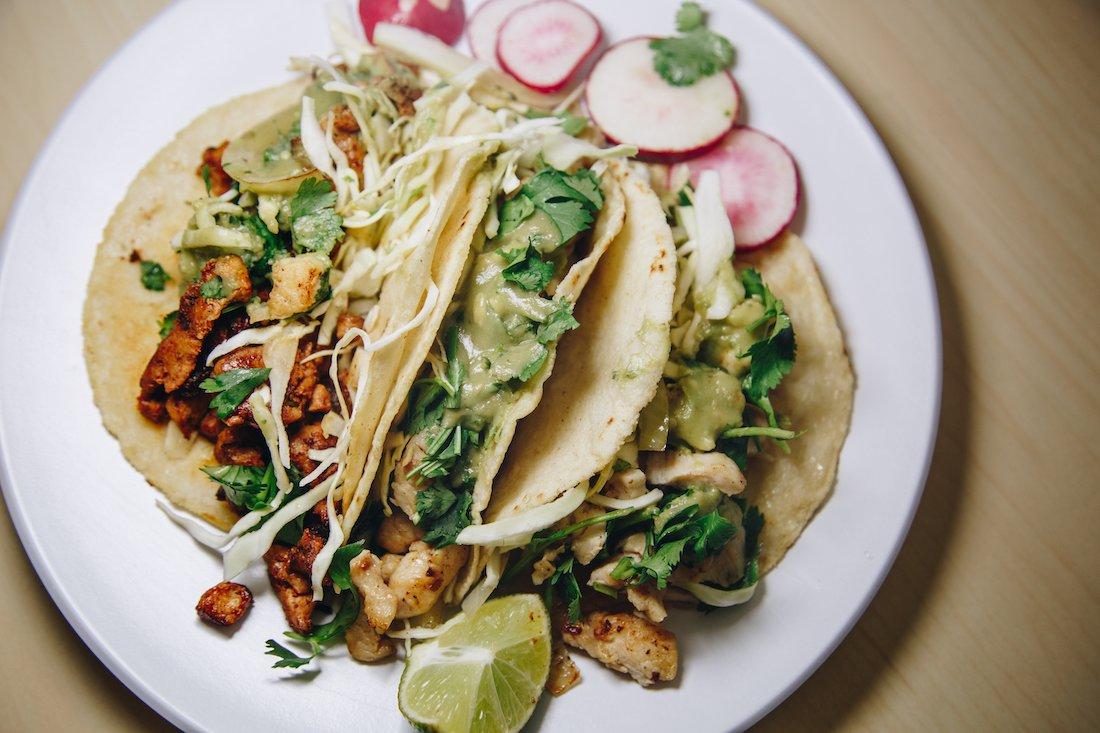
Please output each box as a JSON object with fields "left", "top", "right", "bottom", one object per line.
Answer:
{"left": 0, "top": 1, "right": 939, "bottom": 730}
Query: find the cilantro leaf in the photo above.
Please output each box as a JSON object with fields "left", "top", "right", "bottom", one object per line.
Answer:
{"left": 290, "top": 178, "right": 343, "bottom": 255}
{"left": 157, "top": 310, "right": 178, "bottom": 339}
{"left": 416, "top": 483, "right": 459, "bottom": 524}
{"left": 199, "top": 276, "right": 226, "bottom": 299}
{"left": 420, "top": 489, "right": 472, "bottom": 547}
{"left": 265, "top": 639, "right": 314, "bottom": 669}
{"left": 499, "top": 193, "right": 535, "bottom": 235}
{"left": 536, "top": 301, "right": 579, "bottom": 344}
{"left": 200, "top": 367, "right": 271, "bottom": 419}
{"left": 545, "top": 555, "right": 582, "bottom": 622}
{"left": 500, "top": 245, "right": 554, "bottom": 292}
{"left": 520, "top": 167, "right": 603, "bottom": 245}
{"left": 201, "top": 464, "right": 278, "bottom": 511}
{"left": 245, "top": 214, "right": 288, "bottom": 282}
{"left": 408, "top": 424, "right": 478, "bottom": 482}
{"left": 403, "top": 380, "right": 448, "bottom": 435}
{"left": 676, "top": 1, "right": 704, "bottom": 31}
{"left": 738, "top": 268, "right": 796, "bottom": 420}
{"left": 611, "top": 537, "right": 688, "bottom": 590}
{"left": 517, "top": 343, "right": 549, "bottom": 382}
{"left": 200, "top": 164, "right": 213, "bottom": 195}
{"left": 688, "top": 509, "right": 737, "bottom": 560}
{"left": 140, "top": 260, "right": 171, "bottom": 291}
{"left": 328, "top": 540, "right": 366, "bottom": 592}
{"left": 650, "top": 2, "right": 736, "bottom": 88}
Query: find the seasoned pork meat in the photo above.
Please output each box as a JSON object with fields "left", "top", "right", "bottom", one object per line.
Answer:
{"left": 264, "top": 544, "right": 314, "bottom": 634}
{"left": 288, "top": 420, "right": 337, "bottom": 478}
{"left": 195, "top": 581, "right": 252, "bottom": 627}
{"left": 214, "top": 425, "right": 265, "bottom": 468}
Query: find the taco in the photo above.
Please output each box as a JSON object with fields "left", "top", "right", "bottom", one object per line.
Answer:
{"left": 83, "top": 37, "right": 633, "bottom": 639}
{"left": 488, "top": 169, "right": 854, "bottom": 687}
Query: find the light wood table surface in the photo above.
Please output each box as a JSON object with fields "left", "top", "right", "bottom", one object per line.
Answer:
{"left": 1, "top": 1, "right": 1097, "bottom": 730}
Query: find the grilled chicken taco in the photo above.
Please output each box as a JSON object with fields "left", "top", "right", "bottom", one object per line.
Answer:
{"left": 487, "top": 170, "right": 854, "bottom": 689}
{"left": 83, "top": 27, "right": 632, "bottom": 639}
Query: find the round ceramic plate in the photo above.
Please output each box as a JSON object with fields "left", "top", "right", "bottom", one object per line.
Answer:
{"left": 0, "top": 1, "right": 939, "bottom": 730}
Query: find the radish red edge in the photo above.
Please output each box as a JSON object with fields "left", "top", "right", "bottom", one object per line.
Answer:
{"left": 359, "top": 0, "right": 466, "bottom": 46}
{"left": 583, "top": 36, "right": 741, "bottom": 163}
{"left": 466, "top": 0, "right": 536, "bottom": 65}
{"left": 687, "top": 125, "right": 802, "bottom": 251}
{"left": 495, "top": 0, "right": 603, "bottom": 94}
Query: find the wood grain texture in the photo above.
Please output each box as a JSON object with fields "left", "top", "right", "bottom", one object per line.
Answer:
{"left": 0, "top": 0, "right": 1097, "bottom": 730}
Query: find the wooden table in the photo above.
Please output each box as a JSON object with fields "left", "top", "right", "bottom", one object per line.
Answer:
{"left": 1, "top": 0, "right": 1096, "bottom": 730}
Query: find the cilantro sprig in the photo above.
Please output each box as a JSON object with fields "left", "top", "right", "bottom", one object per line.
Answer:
{"left": 544, "top": 555, "right": 582, "bottom": 622}
{"left": 201, "top": 464, "right": 278, "bottom": 512}
{"left": 650, "top": 2, "right": 736, "bottom": 87}
{"left": 499, "top": 245, "right": 555, "bottom": 292}
{"left": 139, "top": 260, "right": 171, "bottom": 291}
{"left": 739, "top": 268, "right": 796, "bottom": 429}
{"left": 157, "top": 310, "right": 178, "bottom": 339}
{"left": 200, "top": 367, "right": 271, "bottom": 419}
{"left": 290, "top": 178, "right": 344, "bottom": 255}
{"left": 500, "top": 166, "right": 603, "bottom": 245}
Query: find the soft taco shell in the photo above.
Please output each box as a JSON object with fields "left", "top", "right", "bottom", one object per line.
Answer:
{"left": 83, "top": 79, "right": 306, "bottom": 530}
{"left": 739, "top": 232, "right": 854, "bottom": 572}
{"left": 487, "top": 162, "right": 677, "bottom": 520}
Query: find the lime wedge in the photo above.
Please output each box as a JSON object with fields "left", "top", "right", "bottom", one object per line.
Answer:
{"left": 398, "top": 594, "right": 551, "bottom": 733}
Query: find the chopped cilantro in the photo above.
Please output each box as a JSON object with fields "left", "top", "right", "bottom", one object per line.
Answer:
{"left": 157, "top": 310, "right": 178, "bottom": 339}
{"left": 500, "top": 245, "right": 555, "bottom": 292}
{"left": 544, "top": 555, "right": 582, "bottom": 622}
{"left": 289, "top": 178, "right": 343, "bottom": 255}
{"left": 245, "top": 214, "right": 288, "bottom": 282}
{"left": 739, "top": 268, "right": 796, "bottom": 427}
{"left": 408, "top": 424, "right": 479, "bottom": 482}
{"left": 139, "top": 260, "right": 171, "bottom": 291}
{"left": 200, "top": 367, "right": 271, "bottom": 419}
{"left": 199, "top": 276, "right": 227, "bottom": 299}
{"left": 267, "top": 584, "right": 363, "bottom": 670}
{"left": 200, "top": 164, "right": 213, "bottom": 195}
{"left": 499, "top": 193, "right": 536, "bottom": 235}
{"left": 518, "top": 343, "right": 549, "bottom": 382}
{"left": 535, "top": 300, "right": 579, "bottom": 344}
{"left": 420, "top": 489, "right": 472, "bottom": 547}
{"left": 327, "top": 540, "right": 366, "bottom": 592}
{"left": 510, "top": 167, "right": 604, "bottom": 245}
{"left": 201, "top": 464, "right": 278, "bottom": 512}
{"left": 650, "top": 3, "right": 736, "bottom": 87}
{"left": 416, "top": 483, "right": 459, "bottom": 524}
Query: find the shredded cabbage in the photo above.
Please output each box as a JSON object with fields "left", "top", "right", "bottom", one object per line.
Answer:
{"left": 262, "top": 333, "right": 302, "bottom": 468}
{"left": 310, "top": 484, "right": 346, "bottom": 600}
{"left": 461, "top": 552, "right": 503, "bottom": 615}
{"left": 456, "top": 483, "right": 588, "bottom": 547}
{"left": 205, "top": 321, "right": 317, "bottom": 366}
{"left": 155, "top": 499, "right": 228, "bottom": 549}
{"left": 689, "top": 170, "right": 737, "bottom": 320}
{"left": 675, "top": 580, "right": 757, "bottom": 607}
{"left": 588, "top": 488, "right": 664, "bottom": 511}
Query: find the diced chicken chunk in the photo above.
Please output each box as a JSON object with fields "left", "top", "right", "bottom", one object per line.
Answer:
{"left": 195, "top": 581, "right": 252, "bottom": 627}
{"left": 546, "top": 641, "right": 582, "bottom": 696}
{"left": 268, "top": 254, "right": 330, "bottom": 319}
{"left": 345, "top": 614, "right": 396, "bottom": 662}
{"left": 349, "top": 551, "right": 398, "bottom": 634}
{"left": 604, "top": 468, "right": 648, "bottom": 500}
{"left": 568, "top": 503, "right": 606, "bottom": 566}
{"left": 588, "top": 533, "right": 646, "bottom": 591}
{"left": 626, "top": 585, "right": 667, "bottom": 624}
{"left": 563, "top": 611, "right": 678, "bottom": 686}
{"left": 532, "top": 546, "right": 564, "bottom": 586}
{"left": 642, "top": 450, "right": 746, "bottom": 496}
{"left": 376, "top": 512, "right": 424, "bottom": 555}
{"left": 388, "top": 541, "right": 468, "bottom": 619}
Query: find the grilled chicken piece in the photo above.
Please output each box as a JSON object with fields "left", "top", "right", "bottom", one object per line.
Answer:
{"left": 264, "top": 544, "right": 314, "bottom": 634}
{"left": 604, "top": 468, "right": 647, "bottom": 500}
{"left": 138, "top": 256, "right": 252, "bottom": 410}
{"left": 568, "top": 503, "right": 606, "bottom": 566}
{"left": 198, "top": 140, "right": 233, "bottom": 196}
{"left": 195, "top": 581, "right": 253, "bottom": 627}
{"left": 626, "top": 585, "right": 668, "bottom": 624}
{"left": 349, "top": 551, "right": 398, "bottom": 634}
{"left": 376, "top": 512, "right": 424, "bottom": 555}
{"left": 214, "top": 425, "right": 265, "bottom": 468}
{"left": 288, "top": 420, "right": 337, "bottom": 477}
{"left": 563, "top": 611, "right": 678, "bottom": 686}
{"left": 390, "top": 434, "right": 428, "bottom": 518}
{"left": 345, "top": 614, "right": 396, "bottom": 662}
{"left": 589, "top": 533, "right": 646, "bottom": 591}
{"left": 532, "top": 546, "right": 564, "bottom": 586}
{"left": 642, "top": 450, "right": 746, "bottom": 496}
{"left": 388, "top": 541, "right": 468, "bottom": 619}
{"left": 546, "top": 641, "right": 582, "bottom": 696}
{"left": 379, "top": 553, "right": 401, "bottom": 582}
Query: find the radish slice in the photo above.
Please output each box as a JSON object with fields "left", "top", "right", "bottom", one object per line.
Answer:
{"left": 585, "top": 37, "right": 739, "bottom": 162}
{"left": 467, "top": 0, "right": 537, "bottom": 67}
{"left": 686, "top": 126, "right": 800, "bottom": 250}
{"left": 358, "top": 0, "right": 466, "bottom": 46}
{"left": 495, "top": 0, "right": 602, "bottom": 93}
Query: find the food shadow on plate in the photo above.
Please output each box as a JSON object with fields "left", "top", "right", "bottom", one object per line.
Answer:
{"left": 755, "top": 157, "right": 972, "bottom": 729}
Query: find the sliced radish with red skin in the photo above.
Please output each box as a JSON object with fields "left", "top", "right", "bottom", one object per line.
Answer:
{"left": 359, "top": 0, "right": 466, "bottom": 46}
{"left": 495, "top": 0, "right": 602, "bottom": 93}
{"left": 686, "top": 126, "right": 800, "bottom": 250}
{"left": 467, "top": 0, "right": 537, "bottom": 67}
{"left": 584, "top": 37, "right": 740, "bottom": 163}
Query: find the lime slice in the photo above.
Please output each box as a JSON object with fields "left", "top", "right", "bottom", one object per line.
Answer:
{"left": 398, "top": 594, "right": 551, "bottom": 733}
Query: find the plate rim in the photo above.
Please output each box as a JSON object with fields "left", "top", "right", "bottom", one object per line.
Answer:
{"left": 0, "top": 1, "right": 942, "bottom": 730}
